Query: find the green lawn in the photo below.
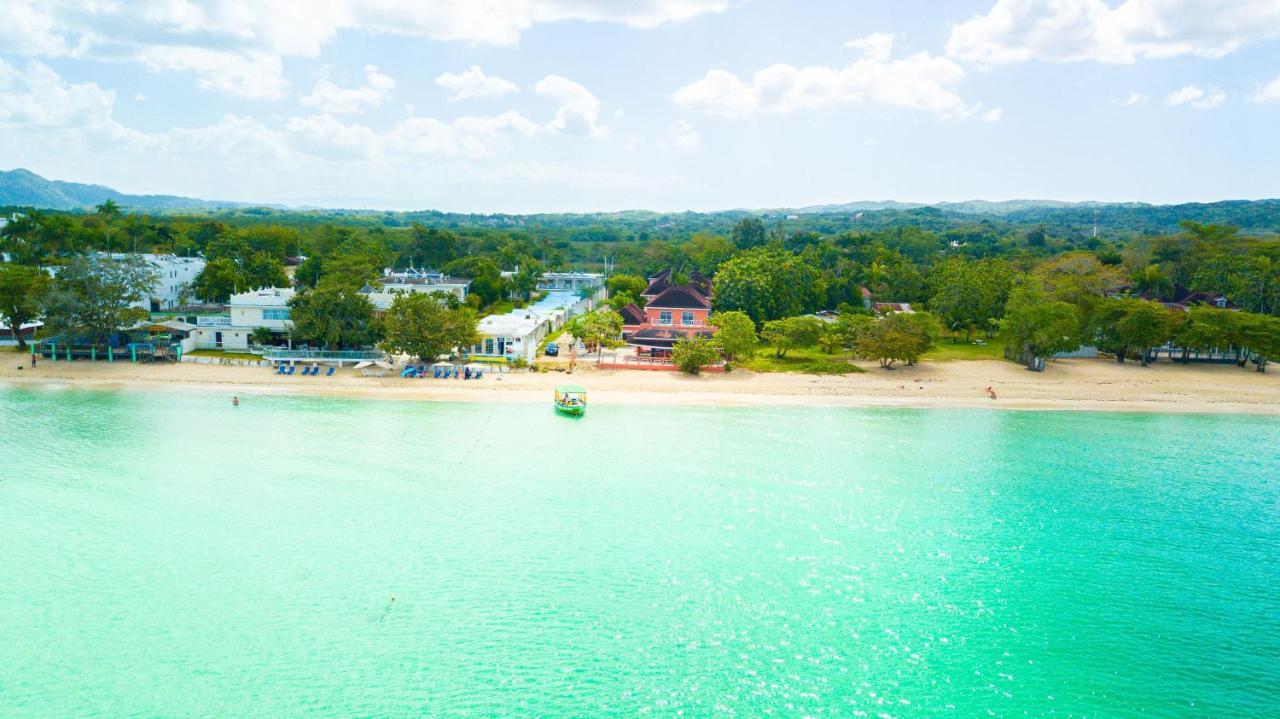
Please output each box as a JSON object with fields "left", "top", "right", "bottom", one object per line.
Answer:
{"left": 922, "top": 339, "right": 1007, "bottom": 361}
{"left": 742, "top": 345, "right": 864, "bottom": 374}
{"left": 187, "top": 349, "right": 264, "bottom": 362}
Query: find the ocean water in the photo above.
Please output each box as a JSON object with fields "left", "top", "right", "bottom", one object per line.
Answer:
{"left": 1, "top": 386, "right": 1277, "bottom": 718}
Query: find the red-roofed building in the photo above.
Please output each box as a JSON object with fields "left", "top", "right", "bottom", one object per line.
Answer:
{"left": 623, "top": 269, "right": 716, "bottom": 354}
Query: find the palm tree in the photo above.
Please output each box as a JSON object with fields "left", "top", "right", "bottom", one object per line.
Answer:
{"left": 95, "top": 199, "right": 121, "bottom": 251}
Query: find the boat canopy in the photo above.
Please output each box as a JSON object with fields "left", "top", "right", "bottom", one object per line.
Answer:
{"left": 556, "top": 384, "right": 587, "bottom": 395}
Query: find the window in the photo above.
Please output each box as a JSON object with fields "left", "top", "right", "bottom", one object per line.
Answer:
{"left": 485, "top": 338, "right": 494, "bottom": 354}
{"left": 682, "top": 311, "right": 695, "bottom": 326}
{"left": 659, "top": 311, "right": 672, "bottom": 325}
{"left": 264, "top": 309, "right": 290, "bottom": 321}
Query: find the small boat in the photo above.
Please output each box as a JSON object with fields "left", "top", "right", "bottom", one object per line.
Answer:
{"left": 554, "top": 384, "right": 587, "bottom": 416}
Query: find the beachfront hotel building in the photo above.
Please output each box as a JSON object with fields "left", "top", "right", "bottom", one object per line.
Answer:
{"left": 93, "top": 253, "right": 206, "bottom": 311}
{"left": 369, "top": 269, "right": 471, "bottom": 302}
{"left": 619, "top": 270, "right": 715, "bottom": 355}
{"left": 470, "top": 290, "right": 597, "bottom": 363}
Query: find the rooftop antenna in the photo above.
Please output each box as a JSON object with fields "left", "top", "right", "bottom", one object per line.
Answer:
{"left": 1093, "top": 208, "right": 1099, "bottom": 239}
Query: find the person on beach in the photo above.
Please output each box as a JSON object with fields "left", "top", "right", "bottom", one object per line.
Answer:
{"left": 986, "top": 386, "right": 998, "bottom": 400}
{"left": 31, "top": 353, "right": 37, "bottom": 369}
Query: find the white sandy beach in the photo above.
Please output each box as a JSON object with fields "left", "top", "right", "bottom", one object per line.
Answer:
{"left": 3, "top": 354, "right": 1279, "bottom": 414}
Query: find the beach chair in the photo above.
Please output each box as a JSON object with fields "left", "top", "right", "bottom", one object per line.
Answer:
{"left": 274, "top": 364, "right": 286, "bottom": 375}
{"left": 326, "top": 367, "right": 335, "bottom": 376}
{"left": 286, "top": 365, "right": 296, "bottom": 375}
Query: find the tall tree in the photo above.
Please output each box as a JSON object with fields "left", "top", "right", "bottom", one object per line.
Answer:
{"left": 40, "top": 255, "right": 154, "bottom": 347}
{"left": 288, "top": 287, "right": 377, "bottom": 349}
{"left": 714, "top": 245, "right": 821, "bottom": 323}
{"left": 709, "top": 311, "right": 758, "bottom": 363}
{"left": 730, "top": 217, "right": 767, "bottom": 249}
{"left": 381, "top": 292, "right": 479, "bottom": 362}
{"left": 761, "top": 316, "right": 824, "bottom": 358}
{"left": 1000, "top": 282, "right": 1082, "bottom": 365}
{"left": 0, "top": 264, "right": 51, "bottom": 349}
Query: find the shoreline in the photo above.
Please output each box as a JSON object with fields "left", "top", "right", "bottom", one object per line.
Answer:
{"left": 3, "top": 356, "right": 1279, "bottom": 414}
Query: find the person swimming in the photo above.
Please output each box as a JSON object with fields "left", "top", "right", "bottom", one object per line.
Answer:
{"left": 232, "top": 396, "right": 240, "bottom": 406}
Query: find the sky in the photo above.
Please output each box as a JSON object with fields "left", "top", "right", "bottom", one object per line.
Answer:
{"left": 1, "top": 0, "right": 1279, "bottom": 213}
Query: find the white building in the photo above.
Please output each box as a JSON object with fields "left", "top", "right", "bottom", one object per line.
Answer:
{"left": 372, "top": 269, "right": 470, "bottom": 302}
{"left": 470, "top": 290, "right": 596, "bottom": 362}
{"left": 96, "top": 253, "right": 206, "bottom": 311}
{"left": 189, "top": 287, "right": 294, "bottom": 351}
{"left": 538, "top": 271, "right": 604, "bottom": 293}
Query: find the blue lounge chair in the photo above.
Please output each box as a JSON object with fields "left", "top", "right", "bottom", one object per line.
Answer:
{"left": 326, "top": 367, "right": 335, "bottom": 376}
{"left": 286, "top": 365, "right": 296, "bottom": 375}
{"left": 301, "top": 365, "right": 310, "bottom": 376}
{"left": 275, "top": 364, "right": 286, "bottom": 375}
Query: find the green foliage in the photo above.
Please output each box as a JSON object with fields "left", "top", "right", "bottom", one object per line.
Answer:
{"left": 1000, "top": 282, "right": 1083, "bottom": 362}
{"left": 0, "top": 263, "right": 51, "bottom": 348}
{"left": 250, "top": 326, "right": 275, "bottom": 346}
{"left": 606, "top": 274, "right": 647, "bottom": 298}
{"left": 671, "top": 335, "right": 720, "bottom": 374}
{"left": 715, "top": 245, "right": 821, "bottom": 323}
{"left": 381, "top": 291, "right": 479, "bottom": 362}
{"left": 709, "top": 310, "right": 757, "bottom": 363}
{"left": 564, "top": 309, "right": 624, "bottom": 358}
{"left": 40, "top": 255, "right": 154, "bottom": 346}
{"left": 854, "top": 311, "right": 942, "bottom": 369}
{"left": 926, "top": 256, "right": 1015, "bottom": 339}
{"left": 1091, "top": 298, "right": 1176, "bottom": 365}
{"left": 288, "top": 286, "right": 378, "bottom": 349}
{"left": 1171, "top": 306, "right": 1231, "bottom": 362}
{"left": 191, "top": 257, "right": 241, "bottom": 302}
{"left": 761, "top": 316, "right": 824, "bottom": 358}
{"left": 730, "top": 217, "right": 767, "bottom": 249}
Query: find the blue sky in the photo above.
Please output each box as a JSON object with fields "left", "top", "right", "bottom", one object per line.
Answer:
{"left": 1, "top": 0, "right": 1278, "bottom": 212}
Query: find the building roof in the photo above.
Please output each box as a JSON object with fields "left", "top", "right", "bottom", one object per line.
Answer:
{"left": 642, "top": 276, "right": 671, "bottom": 297}
{"left": 647, "top": 286, "right": 712, "bottom": 310}
{"left": 688, "top": 271, "right": 712, "bottom": 297}
{"left": 230, "top": 287, "right": 295, "bottom": 307}
{"left": 628, "top": 327, "right": 714, "bottom": 348}
{"left": 618, "top": 303, "right": 646, "bottom": 325}
{"left": 874, "top": 302, "right": 913, "bottom": 314}
{"left": 477, "top": 312, "right": 547, "bottom": 337}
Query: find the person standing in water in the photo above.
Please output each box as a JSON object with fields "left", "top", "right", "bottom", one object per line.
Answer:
{"left": 232, "top": 396, "right": 240, "bottom": 407}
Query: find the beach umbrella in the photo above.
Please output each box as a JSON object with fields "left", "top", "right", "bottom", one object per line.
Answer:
{"left": 353, "top": 361, "right": 374, "bottom": 370}
{"left": 374, "top": 360, "right": 394, "bottom": 369}
{"left": 432, "top": 361, "right": 452, "bottom": 367}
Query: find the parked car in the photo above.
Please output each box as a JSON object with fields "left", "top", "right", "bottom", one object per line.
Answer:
{"left": 545, "top": 342, "right": 559, "bottom": 357}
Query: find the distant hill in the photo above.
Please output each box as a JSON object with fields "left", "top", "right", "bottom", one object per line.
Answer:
{"left": 2, "top": 168, "right": 1276, "bottom": 236}
{"left": 0, "top": 168, "right": 270, "bottom": 212}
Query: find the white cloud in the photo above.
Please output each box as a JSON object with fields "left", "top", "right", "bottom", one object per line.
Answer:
{"left": 1166, "top": 84, "right": 1225, "bottom": 109}
{"left": 1122, "top": 92, "right": 1149, "bottom": 106}
{"left": 301, "top": 65, "right": 396, "bottom": 114}
{"left": 672, "top": 34, "right": 977, "bottom": 118}
{"left": 947, "top": 0, "right": 1280, "bottom": 65}
{"left": 391, "top": 112, "right": 542, "bottom": 157}
{"left": 0, "top": 1, "right": 727, "bottom": 98}
{"left": 1254, "top": 74, "right": 1280, "bottom": 103}
{"left": 0, "top": 59, "right": 128, "bottom": 137}
{"left": 536, "top": 75, "right": 609, "bottom": 137}
{"left": 844, "top": 33, "right": 896, "bottom": 61}
{"left": 135, "top": 46, "right": 288, "bottom": 100}
{"left": 981, "top": 107, "right": 1004, "bottom": 122}
{"left": 435, "top": 66, "right": 518, "bottom": 101}
{"left": 665, "top": 120, "right": 701, "bottom": 149}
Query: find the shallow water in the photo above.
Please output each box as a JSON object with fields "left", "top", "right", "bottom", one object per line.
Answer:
{"left": 1, "top": 386, "right": 1278, "bottom": 717}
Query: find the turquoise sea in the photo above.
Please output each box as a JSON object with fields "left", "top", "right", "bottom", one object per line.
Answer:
{"left": 1, "top": 386, "right": 1277, "bottom": 718}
